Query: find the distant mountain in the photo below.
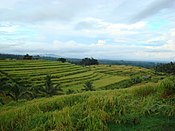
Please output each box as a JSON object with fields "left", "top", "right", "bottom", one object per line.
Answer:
{"left": 39, "top": 54, "right": 62, "bottom": 58}
{"left": 98, "top": 59, "right": 160, "bottom": 68}
{"left": 0, "top": 53, "right": 60, "bottom": 60}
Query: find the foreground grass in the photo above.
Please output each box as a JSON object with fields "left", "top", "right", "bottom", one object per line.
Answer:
{"left": 0, "top": 78, "right": 174, "bottom": 131}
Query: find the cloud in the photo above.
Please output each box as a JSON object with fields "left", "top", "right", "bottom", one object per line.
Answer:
{"left": 132, "top": 0, "right": 175, "bottom": 22}
{"left": 140, "top": 28, "right": 175, "bottom": 61}
{"left": 1, "top": 36, "right": 175, "bottom": 61}
{"left": 0, "top": 0, "right": 95, "bottom": 22}
{"left": 95, "top": 40, "right": 106, "bottom": 46}
{"left": 75, "top": 18, "right": 146, "bottom": 37}
{"left": 0, "top": 39, "right": 138, "bottom": 58}
{"left": 0, "top": 0, "right": 175, "bottom": 61}
{"left": 0, "top": 24, "right": 18, "bottom": 33}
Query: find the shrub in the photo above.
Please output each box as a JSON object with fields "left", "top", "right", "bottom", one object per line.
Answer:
{"left": 131, "top": 76, "right": 142, "bottom": 84}
{"left": 39, "top": 75, "right": 64, "bottom": 97}
{"left": 158, "top": 77, "right": 175, "bottom": 97}
{"left": 57, "top": 58, "right": 66, "bottom": 63}
{"left": 82, "top": 81, "right": 95, "bottom": 91}
{"left": 66, "top": 89, "right": 75, "bottom": 94}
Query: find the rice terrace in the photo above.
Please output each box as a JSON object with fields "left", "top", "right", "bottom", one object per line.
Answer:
{"left": 0, "top": 0, "right": 175, "bottom": 130}
{"left": 0, "top": 58, "right": 175, "bottom": 130}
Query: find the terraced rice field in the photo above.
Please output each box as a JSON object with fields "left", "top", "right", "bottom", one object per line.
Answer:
{"left": 0, "top": 60, "right": 152, "bottom": 91}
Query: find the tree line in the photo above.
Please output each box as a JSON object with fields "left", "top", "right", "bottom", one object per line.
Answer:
{"left": 154, "top": 62, "right": 175, "bottom": 75}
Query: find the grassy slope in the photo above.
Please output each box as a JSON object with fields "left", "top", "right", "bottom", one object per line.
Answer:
{"left": 0, "top": 60, "right": 151, "bottom": 91}
{"left": 1, "top": 60, "right": 174, "bottom": 130}
{"left": 0, "top": 80, "right": 174, "bottom": 130}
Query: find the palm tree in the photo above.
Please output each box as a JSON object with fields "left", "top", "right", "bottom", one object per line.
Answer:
{"left": 82, "top": 81, "right": 95, "bottom": 91}
{"left": 6, "top": 83, "right": 32, "bottom": 101}
{"left": 66, "top": 89, "right": 75, "bottom": 94}
{"left": 39, "top": 74, "right": 63, "bottom": 97}
{"left": 0, "top": 71, "right": 32, "bottom": 101}
{"left": 0, "top": 98, "right": 4, "bottom": 105}
{"left": 0, "top": 71, "right": 10, "bottom": 104}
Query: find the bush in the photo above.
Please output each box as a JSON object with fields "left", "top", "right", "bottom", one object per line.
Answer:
{"left": 80, "top": 58, "right": 99, "bottom": 66}
{"left": 66, "top": 89, "right": 75, "bottom": 94}
{"left": 131, "top": 76, "right": 142, "bottom": 84}
{"left": 158, "top": 77, "right": 175, "bottom": 97}
{"left": 82, "top": 81, "right": 95, "bottom": 91}
{"left": 57, "top": 58, "right": 66, "bottom": 63}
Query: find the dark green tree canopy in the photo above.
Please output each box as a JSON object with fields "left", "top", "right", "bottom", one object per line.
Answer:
{"left": 57, "top": 58, "right": 67, "bottom": 63}
{"left": 39, "top": 74, "right": 63, "bottom": 97}
{"left": 154, "top": 62, "right": 175, "bottom": 75}
{"left": 0, "top": 71, "right": 32, "bottom": 101}
{"left": 80, "top": 57, "right": 99, "bottom": 66}
{"left": 23, "top": 54, "right": 33, "bottom": 60}
{"left": 82, "top": 81, "right": 95, "bottom": 91}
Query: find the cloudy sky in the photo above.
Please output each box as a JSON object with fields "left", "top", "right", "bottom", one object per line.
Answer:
{"left": 0, "top": 0, "right": 175, "bottom": 61}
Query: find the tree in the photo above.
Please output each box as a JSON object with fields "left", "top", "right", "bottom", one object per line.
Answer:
{"left": 39, "top": 74, "right": 63, "bottom": 97}
{"left": 6, "top": 83, "right": 32, "bottom": 101}
{"left": 80, "top": 57, "right": 99, "bottom": 66}
{"left": 82, "top": 81, "right": 95, "bottom": 91}
{"left": 23, "top": 54, "right": 33, "bottom": 60}
{"left": 57, "top": 58, "right": 66, "bottom": 63}
{"left": 154, "top": 62, "right": 175, "bottom": 75}
{"left": 0, "top": 71, "right": 32, "bottom": 101}
{"left": 0, "top": 98, "right": 4, "bottom": 105}
{"left": 66, "top": 89, "right": 75, "bottom": 94}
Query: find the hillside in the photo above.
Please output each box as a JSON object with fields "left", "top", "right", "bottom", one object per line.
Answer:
{"left": 0, "top": 79, "right": 175, "bottom": 130}
{"left": 0, "top": 60, "right": 155, "bottom": 92}
{"left": 0, "top": 60, "right": 174, "bottom": 130}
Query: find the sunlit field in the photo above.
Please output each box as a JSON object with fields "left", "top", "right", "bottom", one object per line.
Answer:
{"left": 0, "top": 60, "right": 174, "bottom": 130}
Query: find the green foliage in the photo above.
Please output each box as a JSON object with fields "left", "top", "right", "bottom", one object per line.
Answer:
{"left": 0, "top": 59, "right": 174, "bottom": 130}
{"left": 57, "top": 58, "right": 66, "bottom": 63}
{"left": 0, "top": 84, "right": 174, "bottom": 130}
{"left": 80, "top": 57, "right": 99, "bottom": 66}
{"left": 39, "top": 74, "right": 64, "bottom": 97}
{"left": 0, "top": 60, "right": 154, "bottom": 91}
{"left": 102, "top": 76, "right": 142, "bottom": 90}
{"left": 82, "top": 81, "right": 95, "bottom": 91}
{"left": 5, "top": 83, "right": 30, "bottom": 101}
{"left": 154, "top": 62, "right": 175, "bottom": 75}
{"left": 23, "top": 54, "right": 33, "bottom": 60}
{"left": 131, "top": 76, "right": 142, "bottom": 83}
{"left": 0, "top": 98, "right": 4, "bottom": 105}
{"left": 133, "top": 85, "right": 157, "bottom": 97}
{"left": 0, "top": 72, "right": 10, "bottom": 94}
{"left": 66, "top": 89, "right": 75, "bottom": 94}
{"left": 158, "top": 77, "right": 175, "bottom": 97}
{"left": 0, "top": 71, "right": 32, "bottom": 101}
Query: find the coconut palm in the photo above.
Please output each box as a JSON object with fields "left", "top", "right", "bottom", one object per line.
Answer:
{"left": 0, "top": 71, "right": 32, "bottom": 101}
{"left": 82, "top": 81, "right": 95, "bottom": 91}
{"left": 39, "top": 74, "right": 63, "bottom": 97}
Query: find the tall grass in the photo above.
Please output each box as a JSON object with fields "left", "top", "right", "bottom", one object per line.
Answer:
{"left": 0, "top": 78, "right": 174, "bottom": 130}
{"left": 158, "top": 77, "right": 175, "bottom": 97}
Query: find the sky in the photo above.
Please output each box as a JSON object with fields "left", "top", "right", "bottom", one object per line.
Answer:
{"left": 0, "top": 0, "right": 175, "bottom": 61}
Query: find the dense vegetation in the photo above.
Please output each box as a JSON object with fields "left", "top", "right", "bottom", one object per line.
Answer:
{"left": 23, "top": 54, "right": 33, "bottom": 60}
{"left": 80, "top": 57, "right": 99, "bottom": 66}
{"left": 57, "top": 58, "right": 67, "bottom": 63}
{"left": 0, "top": 78, "right": 174, "bottom": 130}
{"left": 0, "top": 59, "right": 174, "bottom": 130}
{"left": 154, "top": 62, "right": 175, "bottom": 75}
{"left": 98, "top": 59, "right": 159, "bottom": 68}
{"left": 0, "top": 53, "right": 160, "bottom": 68}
